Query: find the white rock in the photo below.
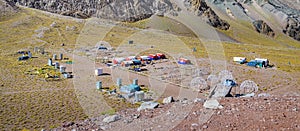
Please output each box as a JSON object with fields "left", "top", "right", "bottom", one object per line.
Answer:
{"left": 50, "top": 22, "right": 58, "bottom": 28}
{"left": 137, "top": 101, "right": 159, "bottom": 111}
{"left": 194, "top": 98, "right": 206, "bottom": 103}
{"left": 258, "top": 93, "right": 270, "bottom": 97}
{"left": 103, "top": 115, "right": 120, "bottom": 123}
{"left": 211, "top": 83, "right": 233, "bottom": 98}
{"left": 163, "top": 96, "right": 174, "bottom": 104}
{"left": 203, "top": 99, "right": 223, "bottom": 109}
{"left": 100, "top": 126, "right": 108, "bottom": 130}
{"left": 241, "top": 92, "right": 255, "bottom": 98}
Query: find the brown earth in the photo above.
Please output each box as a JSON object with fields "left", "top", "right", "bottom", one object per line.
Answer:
{"left": 54, "top": 95, "right": 300, "bottom": 130}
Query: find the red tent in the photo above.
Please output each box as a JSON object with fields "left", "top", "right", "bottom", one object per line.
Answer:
{"left": 148, "top": 54, "right": 158, "bottom": 60}
{"left": 156, "top": 53, "right": 166, "bottom": 59}
{"left": 178, "top": 58, "right": 191, "bottom": 64}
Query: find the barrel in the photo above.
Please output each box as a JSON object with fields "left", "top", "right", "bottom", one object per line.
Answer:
{"left": 60, "top": 66, "right": 66, "bottom": 73}
{"left": 28, "top": 51, "right": 32, "bottom": 58}
{"left": 59, "top": 53, "right": 63, "bottom": 60}
{"left": 96, "top": 81, "right": 102, "bottom": 90}
{"left": 54, "top": 62, "right": 59, "bottom": 69}
{"left": 34, "top": 47, "right": 38, "bottom": 53}
{"left": 134, "top": 91, "right": 144, "bottom": 102}
{"left": 53, "top": 54, "right": 57, "bottom": 60}
{"left": 117, "top": 78, "right": 122, "bottom": 87}
{"left": 133, "top": 79, "right": 138, "bottom": 85}
{"left": 48, "top": 58, "right": 52, "bottom": 66}
{"left": 64, "top": 73, "right": 71, "bottom": 78}
{"left": 128, "top": 40, "right": 133, "bottom": 44}
{"left": 95, "top": 68, "right": 103, "bottom": 76}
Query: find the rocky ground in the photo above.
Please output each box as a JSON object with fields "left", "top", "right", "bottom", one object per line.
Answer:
{"left": 53, "top": 95, "right": 300, "bottom": 131}
{"left": 1, "top": 0, "right": 300, "bottom": 130}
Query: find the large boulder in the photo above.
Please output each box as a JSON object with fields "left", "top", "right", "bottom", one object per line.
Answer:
{"left": 0, "top": 0, "right": 18, "bottom": 17}
{"left": 162, "top": 96, "right": 174, "bottom": 104}
{"left": 253, "top": 20, "right": 275, "bottom": 37}
{"left": 203, "top": 99, "right": 223, "bottom": 109}
{"left": 284, "top": 18, "right": 300, "bottom": 41}
{"left": 137, "top": 101, "right": 159, "bottom": 111}
{"left": 184, "top": 0, "right": 230, "bottom": 30}
{"left": 210, "top": 83, "right": 233, "bottom": 98}
{"left": 102, "top": 115, "right": 121, "bottom": 123}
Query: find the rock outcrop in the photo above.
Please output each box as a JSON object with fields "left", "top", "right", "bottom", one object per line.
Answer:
{"left": 184, "top": 0, "right": 230, "bottom": 30}
{"left": 284, "top": 18, "right": 300, "bottom": 41}
{"left": 12, "top": 0, "right": 112, "bottom": 19}
{"left": 0, "top": 0, "right": 18, "bottom": 17}
{"left": 258, "top": 0, "right": 300, "bottom": 41}
{"left": 7, "top": 0, "right": 230, "bottom": 29}
{"left": 253, "top": 20, "right": 275, "bottom": 37}
{"left": 8, "top": 0, "right": 177, "bottom": 22}
{"left": 239, "top": 0, "right": 300, "bottom": 41}
{"left": 95, "top": 0, "right": 178, "bottom": 22}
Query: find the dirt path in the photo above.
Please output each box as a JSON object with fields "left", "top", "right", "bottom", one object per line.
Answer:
{"left": 72, "top": 54, "right": 112, "bottom": 118}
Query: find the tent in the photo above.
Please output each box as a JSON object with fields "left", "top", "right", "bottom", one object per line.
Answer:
{"left": 178, "top": 58, "right": 191, "bottom": 64}
{"left": 255, "top": 58, "right": 269, "bottom": 67}
{"left": 156, "top": 53, "right": 166, "bottom": 59}
{"left": 126, "top": 56, "right": 137, "bottom": 61}
{"left": 233, "top": 57, "right": 246, "bottom": 64}
{"left": 113, "top": 58, "right": 126, "bottom": 64}
{"left": 148, "top": 54, "right": 159, "bottom": 60}
{"left": 121, "top": 61, "right": 134, "bottom": 67}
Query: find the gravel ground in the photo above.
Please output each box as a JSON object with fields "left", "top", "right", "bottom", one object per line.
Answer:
{"left": 54, "top": 95, "right": 300, "bottom": 131}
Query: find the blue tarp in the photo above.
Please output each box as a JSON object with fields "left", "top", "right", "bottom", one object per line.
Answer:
{"left": 120, "top": 84, "right": 141, "bottom": 93}
{"left": 247, "top": 60, "right": 258, "bottom": 67}
{"left": 223, "top": 79, "right": 236, "bottom": 87}
{"left": 132, "top": 60, "right": 142, "bottom": 65}
{"left": 247, "top": 60, "right": 263, "bottom": 67}
{"left": 98, "top": 46, "right": 108, "bottom": 50}
{"left": 18, "top": 56, "right": 29, "bottom": 61}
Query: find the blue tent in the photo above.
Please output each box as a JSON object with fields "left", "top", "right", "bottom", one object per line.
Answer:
{"left": 18, "top": 56, "right": 29, "bottom": 61}
{"left": 98, "top": 46, "right": 108, "bottom": 50}
{"left": 132, "top": 60, "right": 142, "bottom": 65}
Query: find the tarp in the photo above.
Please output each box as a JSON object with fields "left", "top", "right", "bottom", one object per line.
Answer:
{"left": 178, "top": 58, "right": 191, "bottom": 64}
{"left": 156, "top": 53, "right": 166, "bottom": 59}
{"left": 113, "top": 58, "right": 126, "bottom": 64}
{"left": 148, "top": 54, "right": 159, "bottom": 60}
{"left": 120, "top": 84, "right": 141, "bottom": 93}
{"left": 126, "top": 56, "right": 136, "bottom": 61}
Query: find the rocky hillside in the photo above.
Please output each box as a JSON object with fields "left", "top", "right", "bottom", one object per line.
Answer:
{"left": 3, "top": 0, "right": 300, "bottom": 40}
{"left": 0, "top": 0, "right": 18, "bottom": 18}
{"left": 8, "top": 0, "right": 178, "bottom": 22}
{"left": 8, "top": 0, "right": 231, "bottom": 30}
{"left": 253, "top": 0, "right": 300, "bottom": 41}
{"left": 237, "top": 0, "right": 300, "bottom": 40}
{"left": 184, "top": 0, "right": 230, "bottom": 30}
